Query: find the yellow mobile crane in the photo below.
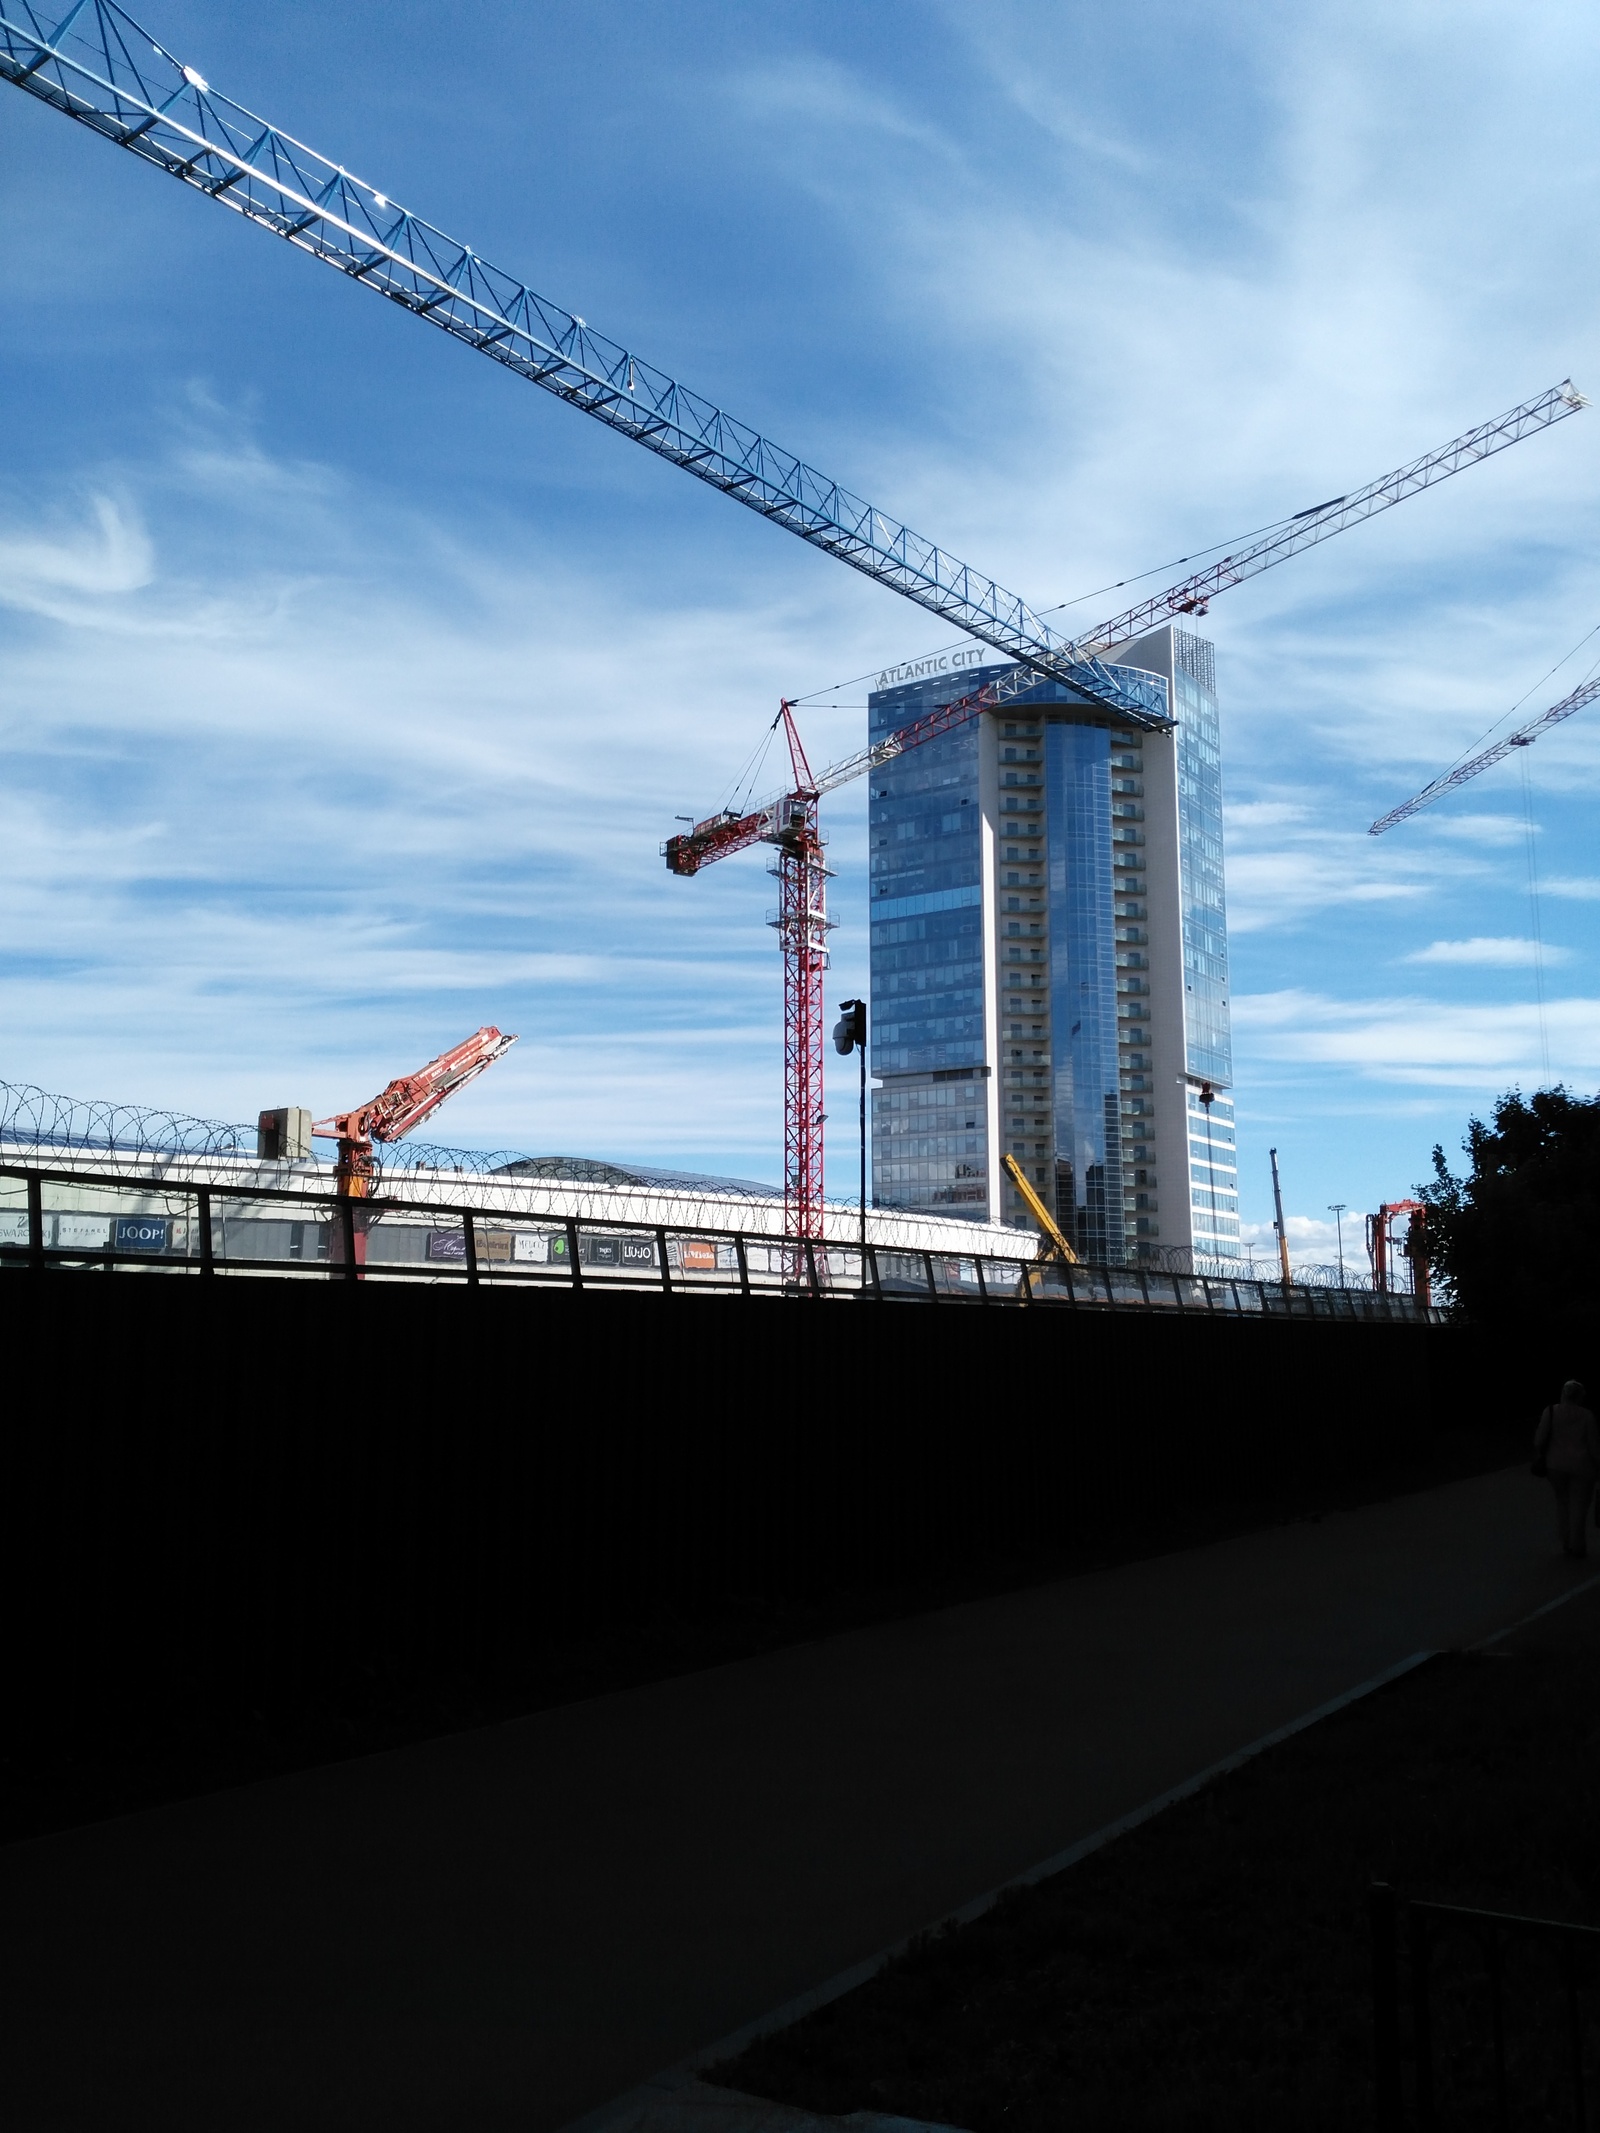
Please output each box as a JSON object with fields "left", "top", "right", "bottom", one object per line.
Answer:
{"left": 1000, "top": 1152, "right": 1080, "bottom": 1296}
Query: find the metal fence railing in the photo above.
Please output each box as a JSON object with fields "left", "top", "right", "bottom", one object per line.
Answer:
{"left": 1372, "top": 1884, "right": 1600, "bottom": 2129}
{"left": 0, "top": 1159, "right": 1438, "bottom": 1317}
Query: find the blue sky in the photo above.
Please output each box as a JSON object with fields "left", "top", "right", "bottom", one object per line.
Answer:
{"left": 3, "top": 0, "right": 1599, "bottom": 1259}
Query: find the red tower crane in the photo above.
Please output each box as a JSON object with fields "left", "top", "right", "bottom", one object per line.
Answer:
{"left": 668, "top": 392, "right": 1578, "bottom": 1250}
{"left": 313, "top": 1025, "right": 517, "bottom": 1266}
{"left": 667, "top": 707, "right": 831, "bottom": 1250}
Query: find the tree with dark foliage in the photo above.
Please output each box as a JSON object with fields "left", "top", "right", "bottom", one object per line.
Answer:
{"left": 1420, "top": 1087, "right": 1600, "bottom": 1325}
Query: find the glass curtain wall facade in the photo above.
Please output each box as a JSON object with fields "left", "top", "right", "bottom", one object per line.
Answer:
{"left": 1110, "top": 625, "right": 1241, "bottom": 1265}
{"left": 867, "top": 667, "right": 990, "bottom": 1214}
{"left": 1175, "top": 635, "right": 1232, "bottom": 1087}
{"left": 868, "top": 628, "right": 1240, "bottom": 1265}
{"left": 1044, "top": 722, "right": 1122, "bottom": 1263}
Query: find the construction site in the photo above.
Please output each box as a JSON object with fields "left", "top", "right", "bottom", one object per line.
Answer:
{"left": 3, "top": 7, "right": 1598, "bottom": 2133}
{"left": 2, "top": 6, "right": 1587, "bottom": 1303}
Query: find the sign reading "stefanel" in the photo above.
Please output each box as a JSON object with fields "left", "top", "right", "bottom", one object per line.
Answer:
{"left": 875, "top": 646, "right": 992, "bottom": 692}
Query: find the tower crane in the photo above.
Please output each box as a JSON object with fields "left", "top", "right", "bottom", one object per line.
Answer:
{"left": 1369, "top": 668, "right": 1600, "bottom": 834}
{"left": 3, "top": 6, "right": 1585, "bottom": 1253}
{"left": 313, "top": 1025, "right": 516, "bottom": 1267}
{"left": 667, "top": 389, "right": 1585, "bottom": 1246}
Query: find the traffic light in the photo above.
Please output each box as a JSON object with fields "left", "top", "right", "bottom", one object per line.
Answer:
{"left": 833, "top": 999, "right": 867, "bottom": 1055}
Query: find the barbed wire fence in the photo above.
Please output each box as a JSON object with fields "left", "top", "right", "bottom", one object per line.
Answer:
{"left": 0, "top": 1081, "right": 794, "bottom": 1213}
{"left": 0, "top": 1079, "right": 256, "bottom": 1160}
{"left": 0, "top": 1082, "right": 1425, "bottom": 1285}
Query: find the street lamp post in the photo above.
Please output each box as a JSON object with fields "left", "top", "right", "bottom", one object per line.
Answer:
{"left": 1178, "top": 1077, "right": 1217, "bottom": 1273}
{"left": 1328, "top": 1202, "right": 1347, "bottom": 1286}
{"left": 833, "top": 998, "right": 868, "bottom": 1289}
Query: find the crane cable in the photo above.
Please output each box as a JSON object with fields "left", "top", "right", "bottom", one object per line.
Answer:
{"left": 1430, "top": 617, "right": 1600, "bottom": 779}
{"left": 788, "top": 501, "right": 1360, "bottom": 708}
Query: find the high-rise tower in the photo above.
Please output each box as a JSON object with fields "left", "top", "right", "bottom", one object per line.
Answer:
{"left": 867, "top": 625, "right": 1240, "bottom": 1268}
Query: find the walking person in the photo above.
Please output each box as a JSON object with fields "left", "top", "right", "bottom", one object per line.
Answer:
{"left": 1534, "top": 1381, "right": 1600, "bottom": 1558}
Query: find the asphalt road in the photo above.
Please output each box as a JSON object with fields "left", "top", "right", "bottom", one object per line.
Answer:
{"left": 0, "top": 1462, "right": 1574, "bottom": 2132}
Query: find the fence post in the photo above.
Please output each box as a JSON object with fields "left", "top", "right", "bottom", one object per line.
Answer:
{"left": 922, "top": 1250, "right": 939, "bottom": 1302}
{"left": 866, "top": 1243, "right": 883, "bottom": 1300}
{"left": 463, "top": 1212, "right": 479, "bottom": 1288}
{"left": 27, "top": 1172, "right": 43, "bottom": 1273}
{"left": 196, "top": 1186, "right": 214, "bottom": 1277}
{"left": 804, "top": 1237, "right": 821, "bottom": 1297}
{"left": 735, "top": 1234, "right": 750, "bottom": 1298}
{"left": 656, "top": 1227, "right": 672, "bottom": 1295}
{"left": 1410, "top": 1903, "right": 1436, "bottom": 2133}
{"left": 565, "top": 1219, "right": 583, "bottom": 1291}
{"left": 1370, "top": 1883, "right": 1404, "bottom": 2132}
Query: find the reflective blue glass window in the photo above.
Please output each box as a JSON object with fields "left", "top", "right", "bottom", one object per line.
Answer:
{"left": 867, "top": 666, "right": 1006, "bottom": 1077}
{"left": 868, "top": 666, "right": 1008, "bottom": 1214}
{"left": 1174, "top": 633, "right": 1232, "bottom": 1084}
{"left": 1045, "top": 721, "right": 1124, "bottom": 1264}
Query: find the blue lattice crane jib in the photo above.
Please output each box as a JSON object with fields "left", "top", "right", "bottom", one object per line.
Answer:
{"left": 2, "top": 1, "right": 1585, "bottom": 726}
{"left": 6, "top": 3, "right": 1584, "bottom": 735}
{"left": 0, "top": 0, "right": 1171, "bottom": 727}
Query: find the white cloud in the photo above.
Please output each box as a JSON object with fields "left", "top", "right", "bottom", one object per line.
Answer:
{"left": 1235, "top": 988, "right": 1600, "bottom": 1084}
{"left": 1225, "top": 800, "right": 1311, "bottom": 832}
{"left": 1424, "top": 814, "right": 1535, "bottom": 848}
{"left": 0, "top": 494, "right": 154, "bottom": 618}
{"left": 0, "top": 413, "right": 887, "bottom": 1176}
{"left": 1404, "top": 937, "right": 1571, "bottom": 967}
{"left": 9, "top": 0, "right": 1600, "bottom": 1206}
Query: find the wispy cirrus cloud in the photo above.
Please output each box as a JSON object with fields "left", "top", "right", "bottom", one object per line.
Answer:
{"left": 0, "top": 493, "right": 153, "bottom": 620}
{"left": 1424, "top": 814, "right": 1536, "bottom": 848}
{"left": 1404, "top": 936, "right": 1570, "bottom": 967}
{"left": 5, "top": 0, "right": 1600, "bottom": 1223}
{"left": 1236, "top": 988, "right": 1600, "bottom": 1085}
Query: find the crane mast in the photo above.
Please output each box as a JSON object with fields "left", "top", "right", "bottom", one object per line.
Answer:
{"left": 759, "top": 710, "right": 832, "bottom": 1257}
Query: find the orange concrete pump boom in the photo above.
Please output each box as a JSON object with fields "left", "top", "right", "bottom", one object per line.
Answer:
{"left": 313, "top": 1026, "right": 517, "bottom": 1201}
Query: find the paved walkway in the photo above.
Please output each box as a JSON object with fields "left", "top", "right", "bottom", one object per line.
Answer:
{"left": 0, "top": 1463, "right": 1574, "bottom": 2132}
